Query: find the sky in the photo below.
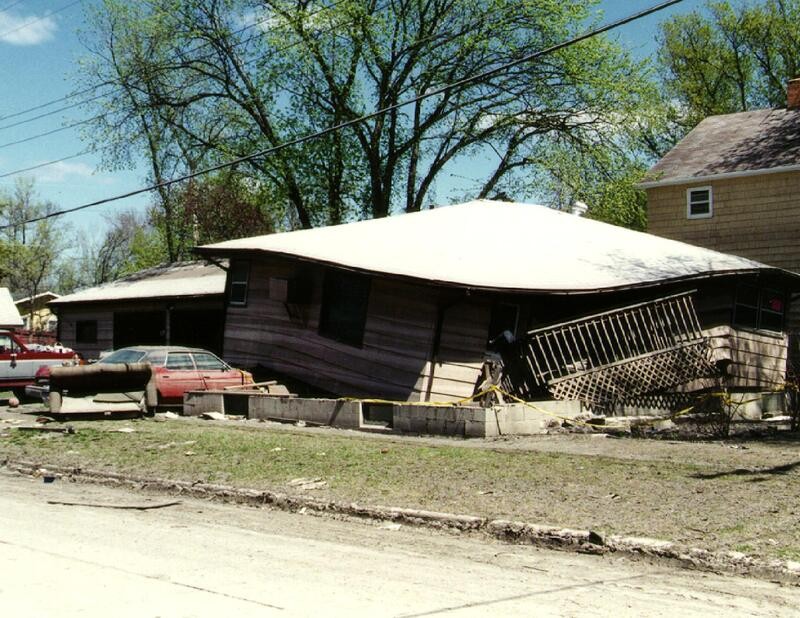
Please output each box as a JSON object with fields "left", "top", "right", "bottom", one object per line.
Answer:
{"left": 0, "top": 0, "right": 708, "bottom": 242}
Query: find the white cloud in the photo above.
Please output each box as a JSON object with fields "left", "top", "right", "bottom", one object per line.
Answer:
{"left": 0, "top": 11, "right": 57, "bottom": 46}
{"left": 34, "top": 161, "right": 111, "bottom": 184}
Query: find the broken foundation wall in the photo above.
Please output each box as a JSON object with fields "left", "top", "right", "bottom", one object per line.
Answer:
{"left": 183, "top": 391, "right": 591, "bottom": 437}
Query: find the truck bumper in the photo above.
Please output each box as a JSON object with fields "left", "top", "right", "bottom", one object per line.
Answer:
{"left": 24, "top": 384, "right": 49, "bottom": 402}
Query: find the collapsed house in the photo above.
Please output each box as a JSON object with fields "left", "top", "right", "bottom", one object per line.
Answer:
{"left": 196, "top": 200, "right": 800, "bottom": 411}
{"left": 50, "top": 261, "right": 226, "bottom": 359}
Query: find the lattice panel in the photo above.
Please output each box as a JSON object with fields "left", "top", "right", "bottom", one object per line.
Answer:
{"left": 547, "top": 342, "right": 717, "bottom": 408}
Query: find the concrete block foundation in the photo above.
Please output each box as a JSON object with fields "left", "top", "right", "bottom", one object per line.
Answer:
{"left": 182, "top": 391, "right": 587, "bottom": 437}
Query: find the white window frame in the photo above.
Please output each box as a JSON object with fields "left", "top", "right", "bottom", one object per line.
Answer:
{"left": 686, "top": 186, "right": 713, "bottom": 219}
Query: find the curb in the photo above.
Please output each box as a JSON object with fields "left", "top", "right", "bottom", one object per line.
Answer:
{"left": 6, "top": 459, "right": 800, "bottom": 585}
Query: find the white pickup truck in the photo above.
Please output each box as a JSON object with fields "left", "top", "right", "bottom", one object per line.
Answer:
{"left": 0, "top": 330, "right": 79, "bottom": 397}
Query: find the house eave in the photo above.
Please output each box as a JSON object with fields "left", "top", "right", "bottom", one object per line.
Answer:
{"left": 638, "top": 163, "right": 800, "bottom": 189}
{"left": 194, "top": 246, "right": 800, "bottom": 296}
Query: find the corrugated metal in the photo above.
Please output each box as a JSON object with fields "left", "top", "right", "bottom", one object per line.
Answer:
{"left": 51, "top": 261, "right": 226, "bottom": 306}
{"left": 198, "top": 200, "right": 794, "bottom": 293}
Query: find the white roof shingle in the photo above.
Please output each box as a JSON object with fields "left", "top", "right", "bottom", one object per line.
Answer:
{"left": 51, "top": 261, "right": 226, "bottom": 305}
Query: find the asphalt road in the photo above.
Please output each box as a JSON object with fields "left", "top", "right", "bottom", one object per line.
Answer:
{"left": 1, "top": 470, "right": 798, "bottom": 617}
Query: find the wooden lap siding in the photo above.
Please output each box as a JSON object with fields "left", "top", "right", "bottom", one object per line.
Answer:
{"left": 56, "top": 308, "right": 113, "bottom": 359}
{"left": 648, "top": 172, "right": 800, "bottom": 274}
{"left": 223, "top": 259, "right": 489, "bottom": 401}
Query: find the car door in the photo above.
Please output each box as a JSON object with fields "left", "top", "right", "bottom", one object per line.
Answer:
{"left": 192, "top": 351, "right": 241, "bottom": 391}
{"left": 158, "top": 352, "right": 203, "bottom": 404}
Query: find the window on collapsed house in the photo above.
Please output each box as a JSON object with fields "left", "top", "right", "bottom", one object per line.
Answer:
{"left": 733, "top": 285, "right": 785, "bottom": 333}
{"left": 687, "top": 186, "right": 713, "bottom": 219}
{"left": 228, "top": 260, "right": 249, "bottom": 306}
{"left": 76, "top": 320, "right": 98, "bottom": 344}
{"left": 318, "top": 269, "right": 371, "bottom": 347}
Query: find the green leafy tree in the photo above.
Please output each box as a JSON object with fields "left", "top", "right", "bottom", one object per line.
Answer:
{"left": 78, "top": 0, "right": 656, "bottom": 230}
{"left": 659, "top": 0, "right": 800, "bottom": 128}
{"left": 0, "top": 178, "right": 65, "bottom": 304}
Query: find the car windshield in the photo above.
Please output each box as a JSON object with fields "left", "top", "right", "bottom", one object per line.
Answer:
{"left": 100, "top": 349, "right": 147, "bottom": 364}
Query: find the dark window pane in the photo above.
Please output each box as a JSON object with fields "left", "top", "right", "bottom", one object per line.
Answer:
{"left": 734, "top": 305, "right": 758, "bottom": 329}
{"left": 229, "top": 260, "right": 249, "bottom": 305}
{"left": 760, "top": 311, "right": 783, "bottom": 332}
{"left": 736, "top": 285, "right": 759, "bottom": 307}
{"left": 319, "top": 269, "right": 370, "bottom": 347}
{"left": 76, "top": 320, "right": 98, "bottom": 344}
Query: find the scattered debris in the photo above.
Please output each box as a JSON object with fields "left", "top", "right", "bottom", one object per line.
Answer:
{"left": 380, "top": 448, "right": 389, "bottom": 454}
{"left": 108, "top": 427, "right": 136, "bottom": 433}
{"left": 295, "top": 420, "right": 306, "bottom": 427}
{"left": 16, "top": 425, "right": 75, "bottom": 434}
{"left": 287, "top": 477, "right": 327, "bottom": 490}
{"left": 46, "top": 499, "right": 181, "bottom": 511}
{"left": 8, "top": 396, "right": 19, "bottom": 408}
{"left": 35, "top": 416, "right": 52, "bottom": 424}
{"left": 200, "top": 411, "right": 226, "bottom": 421}
{"left": 379, "top": 522, "right": 402, "bottom": 531}
{"left": 184, "top": 451, "right": 196, "bottom": 456}
{"left": 270, "top": 447, "right": 284, "bottom": 452}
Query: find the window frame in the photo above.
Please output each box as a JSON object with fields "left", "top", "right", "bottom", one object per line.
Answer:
{"left": 686, "top": 186, "right": 713, "bottom": 219}
{"left": 733, "top": 284, "right": 786, "bottom": 334}
{"left": 228, "top": 260, "right": 250, "bottom": 306}
{"left": 318, "top": 269, "right": 371, "bottom": 348}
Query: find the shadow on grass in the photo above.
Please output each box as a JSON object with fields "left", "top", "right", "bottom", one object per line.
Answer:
{"left": 690, "top": 460, "right": 800, "bottom": 480}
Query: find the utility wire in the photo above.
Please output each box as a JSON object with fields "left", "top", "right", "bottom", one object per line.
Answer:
{"left": 0, "top": 0, "right": 346, "bottom": 124}
{"left": 0, "top": 0, "right": 80, "bottom": 40}
{"left": 0, "top": 1, "right": 26, "bottom": 13}
{"left": 0, "top": 0, "right": 360, "bottom": 150}
{"left": 2, "top": 0, "right": 685, "bottom": 229}
{"left": 0, "top": 0, "right": 391, "bottom": 168}
{"left": 0, "top": 150, "right": 90, "bottom": 179}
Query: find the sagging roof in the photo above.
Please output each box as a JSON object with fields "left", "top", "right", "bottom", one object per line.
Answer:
{"left": 14, "top": 291, "right": 60, "bottom": 307}
{"left": 641, "top": 107, "right": 800, "bottom": 188}
{"left": 196, "top": 200, "right": 795, "bottom": 294}
{"left": 50, "top": 261, "right": 226, "bottom": 306}
{"left": 0, "top": 288, "right": 23, "bottom": 328}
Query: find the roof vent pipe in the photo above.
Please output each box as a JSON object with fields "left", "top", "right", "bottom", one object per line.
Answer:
{"left": 571, "top": 200, "right": 588, "bottom": 217}
{"left": 788, "top": 77, "right": 800, "bottom": 109}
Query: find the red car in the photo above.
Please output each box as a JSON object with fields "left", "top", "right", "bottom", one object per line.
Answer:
{"left": 30, "top": 346, "right": 254, "bottom": 407}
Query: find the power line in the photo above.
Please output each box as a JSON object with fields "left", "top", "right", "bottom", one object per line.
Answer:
{"left": 0, "top": 0, "right": 81, "bottom": 40}
{"left": 0, "top": 0, "right": 387, "bottom": 157}
{"left": 2, "top": 0, "right": 685, "bottom": 229}
{"left": 0, "top": 150, "right": 90, "bottom": 179}
{"left": 0, "top": 1, "right": 26, "bottom": 13}
{"left": 0, "top": 1, "right": 344, "bottom": 125}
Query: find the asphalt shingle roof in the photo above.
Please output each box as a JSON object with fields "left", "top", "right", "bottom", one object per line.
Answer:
{"left": 642, "top": 108, "right": 800, "bottom": 187}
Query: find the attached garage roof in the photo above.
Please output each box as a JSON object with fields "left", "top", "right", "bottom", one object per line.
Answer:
{"left": 197, "top": 200, "right": 794, "bottom": 294}
{"left": 50, "top": 261, "right": 226, "bottom": 306}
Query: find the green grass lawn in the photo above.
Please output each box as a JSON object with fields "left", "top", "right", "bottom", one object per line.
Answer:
{"left": 3, "top": 418, "right": 799, "bottom": 561}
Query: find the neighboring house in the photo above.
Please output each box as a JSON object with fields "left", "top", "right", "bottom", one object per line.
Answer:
{"left": 196, "top": 200, "right": 800, "bottom": 403}
{"left": 49, "top": 261, "right": 227, "bottom": 359}
{"left": 14, "top": 291, "right": 60, "bottom": 333}
{"left": 0, "top": 288, "right": 24, "bottom": 331}
{"left": 643, "top": 78, "right": 800, "bottom": 330}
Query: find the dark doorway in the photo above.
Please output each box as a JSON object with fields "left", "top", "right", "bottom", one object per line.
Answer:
{"left": 170, "top": 308, "right": 224, "bottom": 355}
{"left": 113, "top": 311, "right": 166, "bottom": 349}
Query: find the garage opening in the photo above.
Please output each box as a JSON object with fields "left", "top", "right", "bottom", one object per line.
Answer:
{"left": 170, "top": 309, "right": 224, "bottom": 355}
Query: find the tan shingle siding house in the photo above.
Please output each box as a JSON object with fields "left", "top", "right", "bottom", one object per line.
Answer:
{"left": 643, "top": 79, "right": 800, "bottom": 332}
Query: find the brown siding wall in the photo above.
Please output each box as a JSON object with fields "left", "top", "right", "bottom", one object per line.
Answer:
{"left": 706, "top": 325, "right": 788, "bottom": 389}
{"left": 223, "top": 258, "right": 490, "bottom": 402}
